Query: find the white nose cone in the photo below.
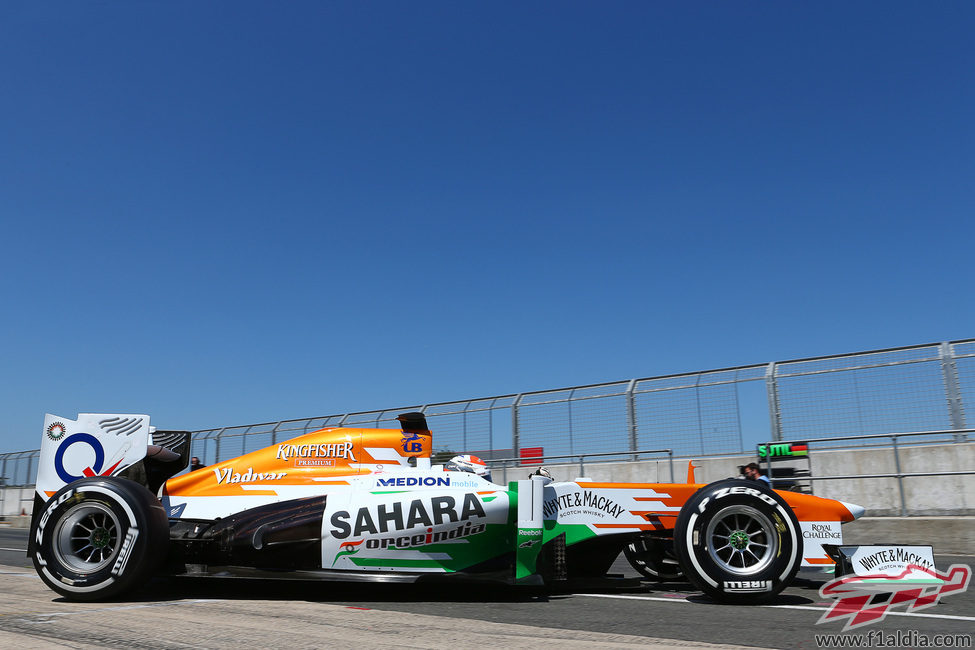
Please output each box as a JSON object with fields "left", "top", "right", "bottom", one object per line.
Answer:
{"left": 840, "top": 500, "right": 866, "bottom": 520}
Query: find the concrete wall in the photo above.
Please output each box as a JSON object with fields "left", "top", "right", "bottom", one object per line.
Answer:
{"left": 809, "top": 442, "right": 975, "bottom": 516}
{"left": 842, "top": 517, "right": 975, "bottom": 555}
{"left": 0, "top": 487, "right": 35, "bottom": 518}
{"left": 495, "top": 442, "right": 975, "bottom": 517}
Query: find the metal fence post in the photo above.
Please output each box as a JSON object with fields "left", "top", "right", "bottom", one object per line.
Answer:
{"left": 0, "top": 455, "right": 7, "bottom": 518}
{"left": 512, "top": 394, "right": 523, "bottom": 457}
{"left": 765, "top": 362, "right": 783, "bottom": 441}
{"left": 488, "top": 398, "right": 496, "bottom": 453}
{"left": 214, "top": 428, "right": 226, "bottom": 464}
{"left": 694, "top": 374, "right": 704, "bottom": 453}
{"left": 891, "top": 434, "right": 907, "bottom": 516}
{"left": 940, "top": 342, "right": 967, "bottom": 442}
{"left": 241, "top": 426, "right": 253, "bottom": 455}
{"left": 625, "top": 379, "right": 638, "bottom": 460}
{"left": 271, "top": 421, "right": 282, "bottom": 445}
{"left": 567, "top": 389, "right": 575, "bottom": 456}
{"left": 760, "top": 440, "right": 773, "bottom": 482}
{"left": 733, "top": 369, "right": 745, "bottom": 452}
{"left": 668, "top": 450, "right": 674, "bottom": 483}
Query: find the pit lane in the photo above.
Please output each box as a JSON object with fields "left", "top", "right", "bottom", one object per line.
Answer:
{"left": 1, "top": 528, "right": 972, "bottom": 649}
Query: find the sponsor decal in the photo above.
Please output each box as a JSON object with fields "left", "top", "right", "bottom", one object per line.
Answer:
{"left": 543, "top": 491, "right": 625, "bottom": 519}
{"left": 212, "top": 467, "right": 287, "bottom": 484}
{"left": 168, "top": 503, "right": 187, "bottom": 518}
{"left": 757, "top": 442, "right": 808, "bottom": 459}
{"left": 35, "top": 488, "right": 75, "bottom": 547}
{"left": 697, "top": 486, "right": 777, "bottom": 513}
{"left": 517, "top": 531, "right": 541, "bottom": 549}
{"left": 296, "top": 459, "right": 334, "bottom": 467}
{"left": 802, "top": 521, "right": 842, "bottom": 540}
{"left": 332, "top": 540, "right": 364, "bottom": 566}
{"left": 854, "top": 546, "right": 935, "bottom": 573}
{"left": 445, "top": 477, "right": 481, "bottom": 488}
{"left": 376, "top": 476, "right": 451, "bottom": 488}
{"left": 723, "top": 580, "right": 772, "bottom": 593}
{"left": 276, "top": 442, "right": 356, "bottom": 463}
{"left": 53, "top": 433, "right": 125, "bottom": 484}
{"left": 46, "top": 422, "right": 67, "bottom": 441}
{"left": 331, "top": 522, "right": 487, "bottom": 564}
{"left": 111, "top": 527, "right": 139, "bottom": 576}
{"left": 818, "top": 563, "right": 971, "bottom": 631}
{"left": 330, "top": 494, "right": 487, "bottom": 539}
{"left": 367, "top": 521, "right": 486, "bottom": 549}
{"left": 400, "top": 431, "right": 423, "bottom": 454}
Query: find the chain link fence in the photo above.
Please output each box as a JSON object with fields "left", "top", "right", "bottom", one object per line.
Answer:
{"left": 769, "top": 341, "right": 971, "bottom": 444}
{"left": 2, "top": 339, "right": 971, "bottom": 497}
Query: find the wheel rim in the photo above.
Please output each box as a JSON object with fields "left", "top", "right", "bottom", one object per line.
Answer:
{"left": 53, "top": 502, "right": 122, "bottom": 574}
{"left": 705, "top": 505, "right": 778, "bottom": 576}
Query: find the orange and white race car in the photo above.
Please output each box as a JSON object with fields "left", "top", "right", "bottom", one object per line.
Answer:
{"left": 29, "top": 412, "right": 866, "bottom": 604}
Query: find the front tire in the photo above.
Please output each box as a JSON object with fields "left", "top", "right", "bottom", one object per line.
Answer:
{"left": 673, "top": 479, "right": 802, "bottom": 604}
{"left": 32, "top": 477, "right": 168, "bottom": 601}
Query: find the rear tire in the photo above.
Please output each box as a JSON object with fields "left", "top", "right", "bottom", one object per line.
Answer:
{"left": 624, "top": 536, "right": 683, "bottom": 581}
{"left": 32, "top": 477, "right": 168, "bottom": 601}
{"left": 673, "top": 479, "right": 802, "bottom": 604}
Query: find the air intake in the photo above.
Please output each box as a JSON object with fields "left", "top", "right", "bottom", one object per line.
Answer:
{"left": 396, "top": 412, "right": 428, "bottom": 433}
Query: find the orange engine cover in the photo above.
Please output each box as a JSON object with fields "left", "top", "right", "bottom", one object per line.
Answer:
{"left": 165, "top": 427, "right": 432, "bottom": 498}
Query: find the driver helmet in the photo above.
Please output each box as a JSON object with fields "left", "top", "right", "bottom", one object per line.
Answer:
{"left": 529, "top": 466, "right": 553, "bottom": 480}
{"left": 445, "top": 454, "right": 491, "bottom": 482}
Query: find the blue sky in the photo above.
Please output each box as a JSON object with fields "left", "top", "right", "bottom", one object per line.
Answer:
{"left": 1, "top": 2, "right": 973, "bottom": 452}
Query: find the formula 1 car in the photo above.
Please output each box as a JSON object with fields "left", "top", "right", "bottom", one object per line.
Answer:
{"left": 29, "top": 412, "right": 866, "bottom": 604}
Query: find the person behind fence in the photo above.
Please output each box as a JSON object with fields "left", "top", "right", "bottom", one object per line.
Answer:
{"left": 743, "top": 462, "right": 771, "bottom": 486}
{"left": 190, "top": 456, "right": 206, "bottom": 472}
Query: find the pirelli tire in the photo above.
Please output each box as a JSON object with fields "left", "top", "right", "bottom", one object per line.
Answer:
{"left": 32, "top": 477, "right": 169, "bottom": 601}
{"left": 673, "top": 479, "right": 802, "bottom": 605}
{"left": 624, "top": 536, "right": 683, "bottom": 581}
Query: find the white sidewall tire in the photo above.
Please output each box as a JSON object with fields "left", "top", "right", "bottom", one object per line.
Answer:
{"left": 32, "top": 477, "right": 168, "bottom": 601}
{"left": 674, "top": 479, "right": 802, "bottom": 604}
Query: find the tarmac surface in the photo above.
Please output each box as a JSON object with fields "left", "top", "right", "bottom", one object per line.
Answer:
{"left": 1, "top": 528, "right": 973, "bottom": 649}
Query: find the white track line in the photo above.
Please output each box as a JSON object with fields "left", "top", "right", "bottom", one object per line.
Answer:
{"left": 575, "top": 593, "right": 975, "bottom": 622}
{"left": 0, "top": 547, "right": 27, "bottom": 552}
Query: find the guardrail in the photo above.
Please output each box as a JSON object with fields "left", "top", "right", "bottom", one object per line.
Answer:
{"left": 486, "top": 447, "right": 676, "bottom": 483}
{"left": 759, "top": 428, "right": 975, "bottom": 516}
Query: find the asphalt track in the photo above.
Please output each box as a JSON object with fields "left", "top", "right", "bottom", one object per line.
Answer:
{"left": 1, "top": 528, "right": 973, "bottom": 649}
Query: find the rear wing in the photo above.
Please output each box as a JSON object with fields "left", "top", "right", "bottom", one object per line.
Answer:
{"left": 29, "top": 413, "right": 190, "bottom": 556}
{"left": 36, "top": 412, "right": 193, "bottom": 497}
{"left": 36, "top": 413, "right": 152, "bottom": 500}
